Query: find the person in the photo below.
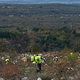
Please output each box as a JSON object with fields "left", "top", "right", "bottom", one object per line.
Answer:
{"left": 5, "top": 58, "right": 10, "bottom": 64}
{"left": 23, "top": 56, "right": 27, "bottom": 65}
{"left": 53, "top": 56, "right": 58, "bottom": 63}
{"left": 31, "top": 54, "right": 35, "bottom": 61}
{"left": 55, "top": 56, "right": 58, "bottom": 62}
{"left": 31, "top": 54, "right": 45, "bottom": 73}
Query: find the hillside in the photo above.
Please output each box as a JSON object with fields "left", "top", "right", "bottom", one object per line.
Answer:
{"left": 0, "top": 3, "right": 80, "bottom": 80}
{"left": 0, "top": 4, "right": 80, "bottom": 29}
{"left": 0, "top": 4, "right": 80, "bottom": 53}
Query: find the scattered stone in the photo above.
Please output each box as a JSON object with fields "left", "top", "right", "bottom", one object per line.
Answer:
{"left": 37, "top": 77, "right": 42, "bottom": 80}
{"left": 22, "top": 77, "right": 28, "bottom": 80}
{"left": 0, "top": 78, "right": 4, "bottom": 80}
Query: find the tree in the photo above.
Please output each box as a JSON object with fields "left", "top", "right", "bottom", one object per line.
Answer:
{"left": 0, "top": 38, "right": 10, "bottom": 52}
{"left": 32, "top": 27, "right": 39, "bottom": 32}
{"left": 31, "top": 43, "right": 42, "bottom": 53}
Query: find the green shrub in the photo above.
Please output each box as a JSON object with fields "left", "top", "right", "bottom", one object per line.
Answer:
{"left": 67, "top": 53, "right": 78, "bottom": 61}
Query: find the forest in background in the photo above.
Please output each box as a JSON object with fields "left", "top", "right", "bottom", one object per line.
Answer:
{"left": 0, "top": 3, "right": 80, "bottom": 53}
{"left": 1, "top": 26, "right": 80, "bottom": 53}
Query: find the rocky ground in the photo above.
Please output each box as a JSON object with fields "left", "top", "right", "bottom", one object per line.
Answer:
{"left": 0, "top": 52, "right": 80, "bottom": 80}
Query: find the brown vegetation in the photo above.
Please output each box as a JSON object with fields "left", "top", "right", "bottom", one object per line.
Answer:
{"left": 0, "top": 63, "right": 19, "bottom": 79}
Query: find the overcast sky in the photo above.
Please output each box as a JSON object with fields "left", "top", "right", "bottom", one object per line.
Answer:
{"left": 0, "top": 0, "right": 80, "bottom": 4}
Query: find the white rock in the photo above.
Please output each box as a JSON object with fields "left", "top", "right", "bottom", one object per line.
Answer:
{"left": 22, "top": 77, "right": 28, "bottom": 80}
{"left": 70, "top": 52, "right": 73, "bottom": 55}
{"left": 0, "top": 78, "right": 4, "bottom": 80}
{"left": 37, "top": 77, "right": 42, "bottom": 80}
{"left": 1, "top": 57, "right": 4, "bottom": 60}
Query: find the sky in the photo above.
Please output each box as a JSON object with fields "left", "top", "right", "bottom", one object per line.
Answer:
{"left": 0, "top": 0, "right": 80, "bottom": 4}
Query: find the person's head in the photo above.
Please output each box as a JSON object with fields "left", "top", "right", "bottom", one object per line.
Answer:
{"left": 36, "top": 54, "right": 38, "bottom": 56}
{"left": 54, "top": 55, "right": 56, "bottom": 57}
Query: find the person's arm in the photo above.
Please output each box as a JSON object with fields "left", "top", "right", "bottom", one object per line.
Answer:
{"left": 41, "top": 57, "right": 46, "bottom": 62}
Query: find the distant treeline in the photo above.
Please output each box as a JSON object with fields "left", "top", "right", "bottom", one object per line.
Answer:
{"left": 0, "top": 4, "right": 80, "bottom": 29}
{"left": 0, "top": 3, "right": 80, "bottom": 16}
{"left": 0, "top": 27, "right": 80, "bottom": 53}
